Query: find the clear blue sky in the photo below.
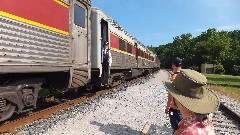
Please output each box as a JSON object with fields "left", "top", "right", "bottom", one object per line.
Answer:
{"left": 92, "top": 0, "right": 240, "bottom": 47}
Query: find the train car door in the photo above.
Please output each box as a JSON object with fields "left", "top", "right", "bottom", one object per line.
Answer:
{"left": 135, "top": 43, "right": 138, "bottom": 65}
{"left": 101, "top": 19, "right": 109, "bottom": 48}
{"left": 71, "top": 0, "right": 88, "bottom": 64}
{"left": 69, "top": 0, "right": 91, "bottom": 88}
{"left": 100, "top": 19, "right": 110, "bottom": 85}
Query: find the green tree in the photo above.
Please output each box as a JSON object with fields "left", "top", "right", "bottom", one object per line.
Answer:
{"left": 155, "top": 28, "right": 238, "bottom": 75}
{"left": 223, "top": 30, "right": 240, "bottom": 74}
{"left": 193, "top": 28, "right": 231, "bottom": 65}
{"left": 157, "top": 43, "right": 173, "bottom": 68}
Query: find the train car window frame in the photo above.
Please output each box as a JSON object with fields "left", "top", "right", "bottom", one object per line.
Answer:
{"left": 119, "top": 39, "right": 126, "bottom": 51}
{"left": 74, "top": 4, "right": 86, "bottom": 28}
{"left": 127, "top": 43, "right": 132, "bottom": 54}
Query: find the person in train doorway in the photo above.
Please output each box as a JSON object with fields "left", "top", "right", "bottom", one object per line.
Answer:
{"left": 102, "top": 41, "right": 112, "bottom": 86}
{"left": 165, "top": 69, "right": 219, "bottom": 134}
{"left": 165, "top": 57, "right": 183, "bottom": 133}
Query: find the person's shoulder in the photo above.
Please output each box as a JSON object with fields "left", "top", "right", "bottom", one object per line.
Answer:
{"left": 169, "top": 74, "right": 177, "bottom": 81}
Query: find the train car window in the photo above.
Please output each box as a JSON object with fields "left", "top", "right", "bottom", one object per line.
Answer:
{"left": 74, "top": 4, "right": 85, "bottom": 28}
{"left": 119, "top": 39, "right": 126, "bottom": 51}
{"left": 127, "top": 43, "right": 132, "bottom": 54}
{"left": 138, "top": 49, "right": 141, "bottom": 56}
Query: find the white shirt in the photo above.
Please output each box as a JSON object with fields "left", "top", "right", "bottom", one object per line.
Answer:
{"left": 103, "top": 48, "right": 112, "bottom": 67}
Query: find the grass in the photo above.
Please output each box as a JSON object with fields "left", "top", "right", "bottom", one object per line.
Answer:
{"left": 203, "top": 73, "right": 240, "bottom": 86}
{"left": 203, "top": 73, "right": 240, "bottom": 101}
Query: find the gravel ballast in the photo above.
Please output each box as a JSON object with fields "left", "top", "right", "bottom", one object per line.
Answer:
{"left": 15, "top": 70, "right": 240, "bottom": 134}
{"left": 40, "top": 70, "right": 172, "bottom": 135}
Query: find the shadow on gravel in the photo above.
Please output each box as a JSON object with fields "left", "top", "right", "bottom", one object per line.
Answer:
{"left": 90, "top": 121, "right": 140, "bottom": 135}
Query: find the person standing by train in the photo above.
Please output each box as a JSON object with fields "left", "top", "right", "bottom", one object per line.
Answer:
{"left": 102, "top": 41, "right": 112, "bottom": 85}
{"left": 165, "top": 57, "right": 183, "bottom": 133}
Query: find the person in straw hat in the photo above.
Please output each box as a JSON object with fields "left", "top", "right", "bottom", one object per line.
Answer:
{"left": 165, "top": 69, "right": 220, "bottom": 135}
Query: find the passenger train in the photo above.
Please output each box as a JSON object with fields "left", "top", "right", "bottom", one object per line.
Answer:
{"left": 0, "top": 0, "right": 160, "bottom": 122}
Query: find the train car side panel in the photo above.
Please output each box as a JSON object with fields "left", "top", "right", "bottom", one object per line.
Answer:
{"left": 0, "top": 0, "right": 69, "bottom": 32}
{"left": 0, "top": 0, "right": 70, "bottom": 68}
{"left": 90, "top": 8, "right": 102, "bottom": 69}
{"left": 0, "top": 0, "right": 92, "bottom": 122}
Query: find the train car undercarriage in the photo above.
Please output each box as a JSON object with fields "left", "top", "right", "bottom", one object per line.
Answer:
{"left": 91, "top": 68, "right": 158, "bottom": 88}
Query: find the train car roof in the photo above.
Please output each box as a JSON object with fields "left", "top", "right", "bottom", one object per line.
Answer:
{"left": 91, "top": 7, "right": 147, "bottom": 47}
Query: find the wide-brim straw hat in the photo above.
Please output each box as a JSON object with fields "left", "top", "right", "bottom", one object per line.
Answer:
{"left": 165, "top": 69, "right": 220, "bottom": 114}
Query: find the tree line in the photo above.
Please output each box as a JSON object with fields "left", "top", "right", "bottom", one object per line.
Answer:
{"left": 149, "top": 28, "right": 240, "bottom": 75}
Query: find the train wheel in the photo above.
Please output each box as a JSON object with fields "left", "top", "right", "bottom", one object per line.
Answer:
{"left": 0, "top": 101, "right": 16, "bottom": 122}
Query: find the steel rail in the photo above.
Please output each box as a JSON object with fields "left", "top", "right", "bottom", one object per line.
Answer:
{"left": 219, "top": 103, "right": 240, "bottom": 124}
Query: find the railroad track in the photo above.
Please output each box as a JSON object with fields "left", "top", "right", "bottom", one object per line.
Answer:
{"left": 213, "top": 104, "right": 240, "bottom": 134}
{"left": 0, "top": 74, "right": 151, "bottom": 133}
{"left": 165, "top": 69, "right": 240, "bottom": 134}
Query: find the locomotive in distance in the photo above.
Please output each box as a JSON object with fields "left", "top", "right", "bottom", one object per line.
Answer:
{"left": 0, "top": 0, "right": 160, "bottom": 122}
